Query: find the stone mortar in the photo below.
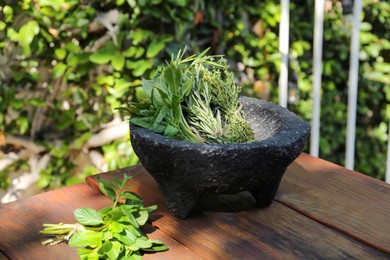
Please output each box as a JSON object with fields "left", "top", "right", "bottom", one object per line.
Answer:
{"left": 130, "top": 97, "right": 311, "bottom": 218}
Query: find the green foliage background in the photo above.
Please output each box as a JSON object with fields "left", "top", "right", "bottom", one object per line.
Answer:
{"left": 0, "top": 0, "right": 389, "bottom": 193}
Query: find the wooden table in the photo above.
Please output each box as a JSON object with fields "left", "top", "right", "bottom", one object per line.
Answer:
{"left": 0, "top": 153, "right": 389, "bottom": 259}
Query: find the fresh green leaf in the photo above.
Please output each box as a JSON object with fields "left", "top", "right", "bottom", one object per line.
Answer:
{"left": 69, "top": 230, "right": 102, "bottom": 247}
{"left": 135, "top": 237, "right": 152, "bottom": 249}
{"left": 121, "top": 192, "right": 142, "bottom": 202}
{"left": 18, "top": 20, "right": 39, "bottom": 47}
{"left": 146, "top": 41, "right": 165, "bottom": 58}
{"left": 151, "top": 106, "right": 169, "bottom": 130}
{"left": 52, "top": 62, "right": 67, "bottom": 79}
{"left": 163, "top": 66, "right": 182, "bottom": 95}
{"left": 133, "top": 209, "right": 149, "bottom": 226}
{"left": 143, "top": 240, "right": 169, "bottom": 252}
{"left": 121, "top": 206, "right": 139, "bottom": 228}
{"left": 0, "top": 21, "right": 6, "bottom": 31}
{"left": 74, "top": 208, "right": 104, "bottom": 226}
{"left": 110, "top": 176, "right": 123, "bottom": 186}
{"left": 90, "top": 50, "right": 113, "bottom": 64}
{"left": 112, "top": 53, "right": 125, "bottom": 70}
{"left": 108, "top": 207, "right": 125, "bottom": 221}
{"left": 98, "top": 177, "right": 118, "bottom": 191}
{"left": 130, "top": 117, "right": 152, "bottom": 129}
{"left": 104, "top": 241, "right": 122, "bottom": 259}
{"left": 55, "top": 48, "right": 67, "bottom": 60}
{"left": 145, "top": 205, "right": 158, "bottom": 212}
{"left": 110, "top": 221, "right": 125, "bottom": 233}
{"left": 113, "top": 230, "right": 137, "bottom": 246}
{"left": 123, "top": 46, "right": 137, "bottom": 57}
{"left": 164, "top": 125, "right": 178, "bottom": 137}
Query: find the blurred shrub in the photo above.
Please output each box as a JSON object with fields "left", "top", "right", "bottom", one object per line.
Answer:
{"left": 0, "top": 0, "right": 389, "bottom": 197}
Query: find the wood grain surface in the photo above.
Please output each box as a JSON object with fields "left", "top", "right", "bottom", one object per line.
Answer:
{"left": 87, "top": 163, "right": 390, "bottom": 259}
{"left": 276, "top": 153, "right": 390, "bottom": 254}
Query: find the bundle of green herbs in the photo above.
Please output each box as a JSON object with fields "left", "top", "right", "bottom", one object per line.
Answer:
{"left": 40, "top": 174, "right": 168, "bottom": 259}
{"left": 122, "top": 48, "right": 255, "bottom": 144}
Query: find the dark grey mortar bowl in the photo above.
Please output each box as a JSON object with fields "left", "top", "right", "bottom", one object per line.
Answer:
{"left": 130, "top": 97, "right": 310, "bottom": 219}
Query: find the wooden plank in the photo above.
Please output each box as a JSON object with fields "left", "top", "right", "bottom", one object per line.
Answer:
{"left": 87, "top": 166, "right": 389, "bottom": 259}
{"left": 0, "top": 182, "right": 200, "bottom": 259}
{"left": 0, "top": 250, "right": 9, "bottom": 260}
{"left": 276, "top": 153, "right": 390, "bottom": 254}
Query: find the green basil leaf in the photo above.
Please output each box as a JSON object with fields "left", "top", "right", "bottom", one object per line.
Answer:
{"left": 121, "top": 206, "right": 139, "bottom": 228}
{"left": 108, "top": 207, "right": 124, "bottom": 221}
{"left": 99, "top": 206, "right": 111, "bottom": 215}
{"left": 105, "top": 241, "right": 122, "bottom": 259}
{"left": 142, "top": 240, "right": 169, "bottom": 252}
{"left": 113, "top": 229, "right": 137, "bottom": 246}
{"left": 121, "top": 192, "right": 142, "bottom": 202}
{"left": 98, "top": 241, "right": 113, "bottom": 254}
{"left": 97, "top": 177, "right": 118, "bottom": 191}
{"left": 130, "top": 117, "right": 152, "bottom": 129}
{"left": 110, "top": 176, "right": 123, "bottom": 186}
{"left": 164, "top": 125, "right": 178, "bottom": 137}
{"left": 102, "top": 230, "right": 113, "bottom": 241}
{"left": 77, "top": 248, "right": 93, "bottom": 256}
{"left": 110, "top": 221, "right": 125, "bottom": 233}
{"left": 98, "top": 182, "right": 117, "bottom": 201}
{"left": 69, "top": 230, "right": 102, "bottom": 247}
{"left": 133, "top": 209, "right": 148, "bottom": 226}
{"left": 123, "top": 173, "right": 132, "bottom": 183}
{"left": 74, "top": 208, "right": 103, "bottom": 226}
{"left": 128, "top": 250, "right": 142, "bottom": 260}
{"left": 151, "top": 106, "right": 169, "bottom": 130}
{"left": 145, "top": 205, "right": 158, "bottom": 213}
{"left": 135, "top": 237, "right": 152, "bottom": 249}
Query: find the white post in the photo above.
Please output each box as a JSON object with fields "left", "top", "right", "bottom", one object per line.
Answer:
{"left": 386, "top": 121, "right": 390, "bottom": 183}
{"left": 345, "top": 0, "right": 363, "bottom": 170}
{"left": 310, "top": 0, "right": 325, "bottom": 157}
{"left": 278, "top": 0, "right": 290, "bottom": 108}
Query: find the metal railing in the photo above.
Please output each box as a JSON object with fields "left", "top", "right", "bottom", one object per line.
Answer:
{"left": 278, "top": 0, "right": 389, "bottom": 183}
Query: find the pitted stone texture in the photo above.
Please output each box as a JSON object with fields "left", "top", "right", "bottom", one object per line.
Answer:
{"left": 130, "top": 97, "right": 310, "bottom": 218}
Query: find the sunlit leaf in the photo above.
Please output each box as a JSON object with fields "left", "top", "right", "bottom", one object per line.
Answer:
{"left": 52, "top": 62, "right": 67, "bottom": 79}
{"left": 112, "top": 53, "right": 125, "bottom": 70}
{"left": 146, "top": 41, "right": 165, "bottom": 58}
{"left": 90, "top": 50, "right": 113, "bottom": 64}
{"left": 69, "top": 230, "right": 102, "bottom": 247}
{"left": 74, "top": 208, "right": 103, "bottom": 226}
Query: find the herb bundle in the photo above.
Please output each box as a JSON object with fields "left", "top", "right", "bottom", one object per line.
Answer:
{"left": 121, "top": 48, "right": 255, "bottom": 144}
{"left": 40, "top": 174, "right": 168, "bottom": 259}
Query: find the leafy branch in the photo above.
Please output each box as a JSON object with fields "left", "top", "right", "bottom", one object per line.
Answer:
{"left": 40, "top": 174, "right": 168, "bottom": 260}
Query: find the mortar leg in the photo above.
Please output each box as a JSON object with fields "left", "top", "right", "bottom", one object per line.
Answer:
{"left": 249, "top": 176, "right": 283, "bottom": 208}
